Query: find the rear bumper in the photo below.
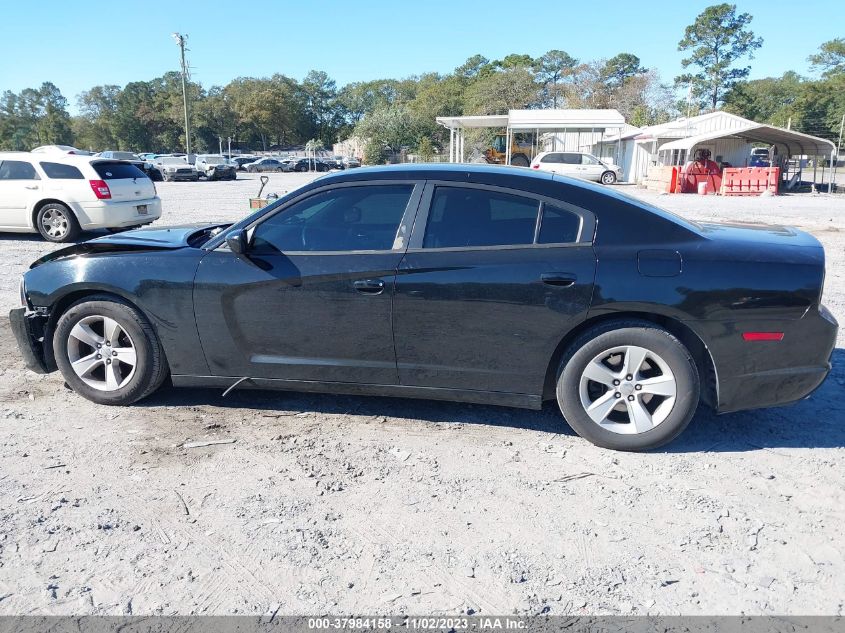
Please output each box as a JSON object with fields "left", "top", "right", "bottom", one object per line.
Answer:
{"left": 9, "top": 308, "right": 51, "bottom": 374}
{"left": 77, "top": 198, "right": 162, "bottom": 229}
{"left": 206, "top": 169, "right": 237, "bottom": 180}
{"left": 712, "top": 305, "right": 838, "bottom": 413}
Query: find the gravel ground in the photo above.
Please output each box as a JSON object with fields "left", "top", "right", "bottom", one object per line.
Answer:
{"left": 0, "top": 172, "right": 843, "bottom": 616}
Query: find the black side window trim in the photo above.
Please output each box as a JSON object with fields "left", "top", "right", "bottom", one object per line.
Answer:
{"left": 216, "top": 180, "right": 425, "bottom": 255}
{"left": 407, "top": 181, "right": 594, "bottom": 251}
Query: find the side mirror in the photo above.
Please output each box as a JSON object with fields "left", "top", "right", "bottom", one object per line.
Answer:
{"left": 226, "top": 229, "right": 249, "bottom": 255}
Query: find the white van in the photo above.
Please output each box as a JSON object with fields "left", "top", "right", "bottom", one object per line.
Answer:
{"left": 0, "top": 152, "right": 162, "bottom": 242}
{"left": 530, "top": 151, "right": 622, "bottom": 185}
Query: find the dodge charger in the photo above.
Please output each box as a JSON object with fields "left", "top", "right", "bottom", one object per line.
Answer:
{"left": 10, "top": 165, "right": 838, "bottom": 450}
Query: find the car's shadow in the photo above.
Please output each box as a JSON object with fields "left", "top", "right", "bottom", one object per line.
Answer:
{"left": 139, "top": 348, "right": 845, "bottom": 452}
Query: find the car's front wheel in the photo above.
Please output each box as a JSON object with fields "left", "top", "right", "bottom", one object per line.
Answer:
{"left": 36, "top": 202, "right": 80, "bottom": 243}
{"left": 601, "top": 171, "right": 618, "bottom": 185}
{"left": 53, "top": 296, "right": 169, "bottom": 405}
{"left": 556, "top": 321, "right": 699, "bottom": 451}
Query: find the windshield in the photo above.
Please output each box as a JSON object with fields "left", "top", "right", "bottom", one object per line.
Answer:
{"left": 159, "top": 157, "right": 187, "bottom": 165}
{"left": 201, "top": 156, "right": 226, "bottom": 164}
{"left": 111, "top": 152, "right": 138, "bottom": 160}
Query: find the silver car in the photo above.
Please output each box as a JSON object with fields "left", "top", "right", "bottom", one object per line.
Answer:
{"left": 530, "top": 151, "right": 621, "bottom": 185}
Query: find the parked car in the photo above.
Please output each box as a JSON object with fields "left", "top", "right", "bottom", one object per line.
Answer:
{"left": 9, "top": 164, "right": 837, "bottom": 451}
{"left": 152, "top": 156, "right": 198, "bottom": 181}
{"left": 749, "top": 147, "right": 772, "bottom": 167}
{"left": 231, "top": 156, "right": 259, "bottom": 170}
{"left": 279, "top": 158, "right": 299, "bottom": 172}
{"left": 290, "top": 158, "right": 330, "bottom": 172}
{"left": 531, "top": 151, "right": 621, "bottom": 185}
{"left": 322, "top": 158, "right": 343, "bottom": 170}
{"left": 31, "top": 145, "right": 93, "bottom": 156}
{"left": 245, "top": 158, "right": 283, "bottom": 173}
{"left": 0, "top": 151, "right": 161, "bottom": 242}
{"left": 342, "top": 156, "right": 362, "bottom": 169}
{"left": 195, "top": 154, "right": 237, "bottom": 181}
{"left": 95, "top": 151, "right": 158, "bottom": 180}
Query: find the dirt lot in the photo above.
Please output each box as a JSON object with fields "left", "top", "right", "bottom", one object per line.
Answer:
{"left": 0, "top": 172, "right": 843, "bottom": 616}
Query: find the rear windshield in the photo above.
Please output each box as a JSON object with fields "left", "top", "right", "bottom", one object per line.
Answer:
{"left": 93, "top": 161, "right": 147, "bottom": 180}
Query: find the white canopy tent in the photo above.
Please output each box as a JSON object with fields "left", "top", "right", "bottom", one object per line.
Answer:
{"left": 436, "top": 109, "right": 626, "bottom": 164}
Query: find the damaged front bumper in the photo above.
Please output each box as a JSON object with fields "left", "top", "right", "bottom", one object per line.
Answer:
{"left": 9, "top": 308, "right": 51, "bottom": 374}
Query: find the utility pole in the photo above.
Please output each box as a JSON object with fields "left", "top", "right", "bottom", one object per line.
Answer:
{"left": 227, "top": 136, "right": 232, "bottom": 158}
{"left": 218, "top": 136, "right": 223, "bottom": 155}
{"left": 833, "top": 113, "right": 844, "bottom": 194}
{"left": 172, "top": 33, "right": 191, "bottom": 156}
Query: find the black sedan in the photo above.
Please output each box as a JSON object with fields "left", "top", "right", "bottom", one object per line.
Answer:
{"left": 10, "top": 165, "right": 838, "bottom": 450}
{"left": 290, "top": 158, "right": 331, "bottom": 172}
{"left": 245, "top": 158, "right": 283, "bottom": 173}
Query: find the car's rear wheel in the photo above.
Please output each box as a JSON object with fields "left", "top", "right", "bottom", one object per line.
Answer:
{"left": 601, "top": 171, "right": 618, "bottom": 185}
{"left": 36, "top": 203, "right": 80, "bottom": 243}
{"left": 556, "top": 321, "right": 699, "bottom": 451}
{"left": 511, "top": 154, "right": 530, "bottom": 167}
{"left": 53, "top": 296, "right": 169, "bottom": 406}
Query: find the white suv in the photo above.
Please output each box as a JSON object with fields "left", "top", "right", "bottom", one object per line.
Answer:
{"left": 0, "top": 152, "right": 162, "bottom": 242}
{"left": 531, "top": 151, "right": 622, "bottom": 185}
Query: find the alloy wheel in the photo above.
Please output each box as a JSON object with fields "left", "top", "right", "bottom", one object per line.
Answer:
{"left": 578, "top": 345, "right": 677, "bottom": 434}
{"left": 66, "top": 315, "right": 137, "bottom": 391}
{"left": 40, "top": 208, "right": 70, "bottom": 240}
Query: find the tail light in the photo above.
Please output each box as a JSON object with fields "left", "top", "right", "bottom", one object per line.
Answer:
{"left": 531, "top": 164, "right": 540, "bottom": 169}
{"left": 89, "top": 179, "right": 111, "bottom": 200}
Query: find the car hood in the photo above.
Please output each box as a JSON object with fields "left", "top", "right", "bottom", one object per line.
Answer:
{"left": 30, "top": 224, "right": 227, "bottom": 269}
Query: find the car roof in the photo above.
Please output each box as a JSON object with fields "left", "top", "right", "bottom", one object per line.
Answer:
{"left": 316, "top": 163, "right": 557, "bottom": 185}
{"left": 0, "top": 151, "right": 105, "bottom": 165}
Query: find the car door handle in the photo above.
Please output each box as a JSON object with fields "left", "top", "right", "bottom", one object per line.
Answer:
{"left": 24, "top": 185, "right": 39, "bottom": 190}
{"left": 353, "top": 279, "right": 386, "bottom": 295}
{"left": 541, "top": 273, "right": 577, "bottom": 287}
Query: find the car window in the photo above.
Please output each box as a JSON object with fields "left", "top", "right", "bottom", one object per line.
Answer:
{"left": 422, "top": 187, "right": 539, "bottom": 249}
{"left": 0, "top": 160, "right": 39, "bottom": 180}
{"left": 537, "top": 204, "right": 582, "bottom": 244}
{"left": 39, "top": 162, "right": 84, "bottom": 179}
{"left": 93, "top": 162, "right": 147, "bottom": 180}
{"left": 560, "top": 153, "right": 581, "bottom": 165}
{"left": 581, "top": 154, "right": 600, "bottom": 165}
{"left": 251, "top": 184, "right": 414, "bottom": 253}
{"left": 540, "top": 153, "right": 564, "bottom": 164}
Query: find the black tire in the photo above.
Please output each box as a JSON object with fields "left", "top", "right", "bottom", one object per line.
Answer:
{"left": 53, "top": 296, "right": 169, "bottom": 406}
{"left": 556, "top": 320, "right": 699, "bottom": 451}
{"left": 36, "top": 202, "right": 80, "bottom": 243}
{"left": 511, "top": 154, "right": 530, "bottom": 167}
{"left": 601, "top": 171, "right": 618, "bottom": 185}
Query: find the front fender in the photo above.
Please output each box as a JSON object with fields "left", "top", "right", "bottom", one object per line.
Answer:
{"left": 23, "top": 249, "right": 209, "bottom": 376}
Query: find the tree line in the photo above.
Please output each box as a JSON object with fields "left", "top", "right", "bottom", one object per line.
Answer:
{"left": 1, "top": 4, "right": 842, "bottom": 162}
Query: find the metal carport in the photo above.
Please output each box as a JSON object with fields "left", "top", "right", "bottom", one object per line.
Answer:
{"left": 657, "top": 124, "right": 837, "bottom": 192}
{"left": 436, "top": 109, "right": 626, "bottom": 165}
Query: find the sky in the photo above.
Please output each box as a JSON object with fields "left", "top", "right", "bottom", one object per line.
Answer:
{"left": 0, "top": 0, "right": 840, "bottom": 113}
